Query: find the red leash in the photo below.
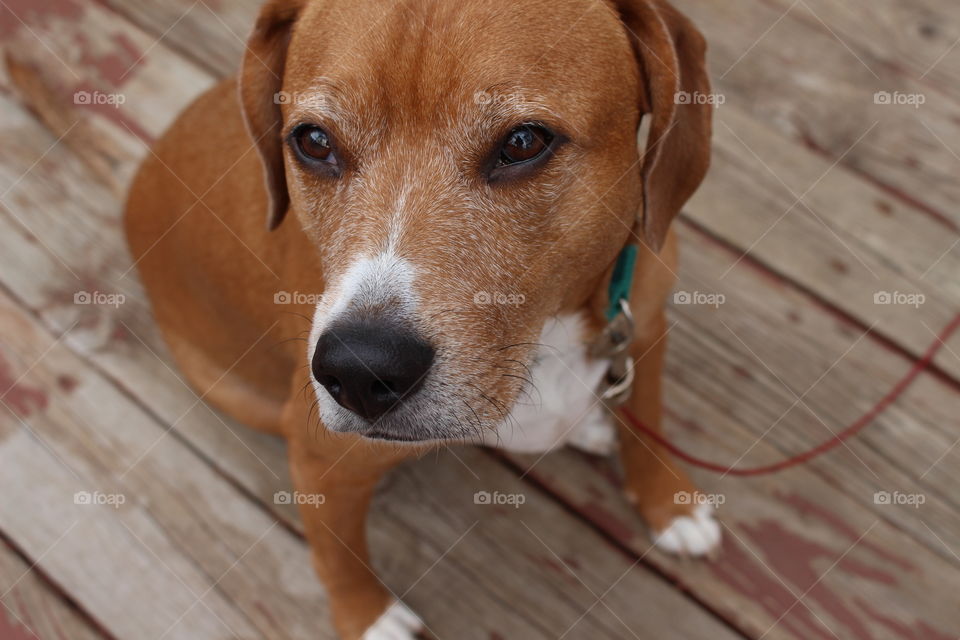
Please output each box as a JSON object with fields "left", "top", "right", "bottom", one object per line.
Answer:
{"left": 619, "top": 312, "right": 960, "bottom": 477}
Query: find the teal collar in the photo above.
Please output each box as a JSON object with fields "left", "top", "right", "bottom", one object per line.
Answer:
{"left": 605, "top": 244, "right": 638, "bottom": 321}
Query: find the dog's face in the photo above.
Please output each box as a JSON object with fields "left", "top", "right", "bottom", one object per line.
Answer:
{"left": 240, "top": 0, "right": 711, "bottom": 442}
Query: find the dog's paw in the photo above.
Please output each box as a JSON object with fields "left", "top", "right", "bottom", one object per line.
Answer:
{"left": 362, "top": 600, "right": 423, "bottom": 640}
{"left": 651, "top": 504, "right": 721, "bottom": 557}
{"left": 568, "top": 415, "right": 618, "bottom": 456}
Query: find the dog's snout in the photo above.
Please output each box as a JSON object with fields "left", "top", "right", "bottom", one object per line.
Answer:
{"left": 312, "top": 320, "right": 434, "bottom": 421}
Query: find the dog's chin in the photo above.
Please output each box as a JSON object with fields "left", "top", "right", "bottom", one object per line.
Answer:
{"left": 361, "top": 428, "right": 444, "bottom": 445}
{"left": 313, "top": 384, "right": 490, "bottom": 445}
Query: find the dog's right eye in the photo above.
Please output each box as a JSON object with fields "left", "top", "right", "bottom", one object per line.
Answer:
{"left": 291, "top": 125, "right": 339, "bottom": 169}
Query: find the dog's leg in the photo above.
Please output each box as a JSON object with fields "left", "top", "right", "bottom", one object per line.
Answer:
{"left": 617, "top": 312, "right": 721, "bottom": 557}
{"left": 282, "top": 391, "right": 424, "bottom": 640}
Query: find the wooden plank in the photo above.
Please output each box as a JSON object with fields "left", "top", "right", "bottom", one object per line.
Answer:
{"left": 98, "top": 0, "right": 259, "bottom": 78}
{"left": 672, "top": 225, "right": 960, "bottom": 557}
{"left": 0, "top": 278, "right": 353, "bottom": 639}
{"left": 505, "top": 224, "right": 960, "bottom": 640}
{"left": 0, "top": 538, "right": 106, "bottom": 640}
{"left": 754, "top": 0, "right": 960, "bottom": 101}
{"left": 0, "top": 4, "right": 745, "bottom": 638}
{"left": 685, "top": 104, "right": 960, "bottom": 380}
{"left": 673, "top": 0, "right": 960, "bottom": 231}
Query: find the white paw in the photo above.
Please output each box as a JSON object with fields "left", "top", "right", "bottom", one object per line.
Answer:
{"left": 362, "top": 600, "right": 423, "bottom": 639}
{"left": 568, "top": 414, "right": 618, "bottom": 456}
{"left": 652, "top": 504, "right": 722, "bottom": 557}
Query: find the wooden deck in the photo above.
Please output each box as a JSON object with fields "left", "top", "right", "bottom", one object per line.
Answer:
{"left": 1, "top": 1, "right": 958, "bottom": 638}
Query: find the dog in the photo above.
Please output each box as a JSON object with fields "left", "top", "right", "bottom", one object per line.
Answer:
{"left": 124, "top": 0, "right": 715, "bottom": 637}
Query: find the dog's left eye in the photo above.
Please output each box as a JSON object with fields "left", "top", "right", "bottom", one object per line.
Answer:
{"left": 292, "top": 125, "right": 338, "bottom": 168}
{"left": 497, "top": 124, "right": 553, "bottom": 167}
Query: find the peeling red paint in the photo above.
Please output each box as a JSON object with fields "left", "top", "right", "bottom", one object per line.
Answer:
{"left": 0, "top": 597, "right": 39, "bottom": 640}
{"left": 829, "top": 259, "right": 849, "bottom": 275}
{"left": 781, "top": 493, "right": 917, "bottom": 572}
{"left": 855, "top": 597, "right": 955, "bottom": 640}
{"left": 76, "top": 32, "right": 143, "bottom": 87}
{"left": 0, "top": 351, "right": 48, "bottom": 418}
{"left": 731, "top": 364, "right": 753, "bottom": 380}
{"left": 56, "top": 374, "right": 78, "bottom": 393}
{"left": 533, "top": 553, "right": 582, "bottom": 586}
{"left": 744, "top": 518, "right": 897, "bottom": 639}
{"left": 713, "top": 514, "right": 917, "bottom": 640}
{"left": 710, "top": 535, "right": 839, "bottom": 640}
{"left": 0, "top": 0, "right": 83, "bottom": 39}
{"left": 579, "top": 456, "right": 622, "bottom": 487}
{"left": 0, "top": 1, "right": 144, "bottom": 87}
{"left": 109, "top": 322, "right": 130, "bottom": 343}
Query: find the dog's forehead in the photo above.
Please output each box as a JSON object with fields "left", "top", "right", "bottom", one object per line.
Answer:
{"left": 284, "top": 0, "right": 638, "bottom": 132}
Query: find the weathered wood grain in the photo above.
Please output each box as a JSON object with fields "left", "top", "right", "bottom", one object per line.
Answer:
{"left": 687, "top": 104, "right": 960, "bottom": 378}
{"left": 674, "top": 0, "right": 960, "bottom": 231}
{"left": 755, "top": 0, "right": 960, "bottom": 99}
{"left": 99, "top": 0, "right": 259, "bottom": 78}
{"left": 0, "top": 538, "right": 106, "bottom": 640}
{"left": 0, "top": 276, "right": 358, "bottom": 639}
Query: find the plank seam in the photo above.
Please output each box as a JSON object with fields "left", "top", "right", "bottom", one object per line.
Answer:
{"left": 0, "top": 530, "right": 118, "bottom": 640}
{"left": 488, "top": 450, "right": 755, "bottom": 640}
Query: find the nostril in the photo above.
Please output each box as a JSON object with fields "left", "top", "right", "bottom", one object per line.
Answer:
{"left": 316, "top": 374, "right": 342, "bottom": 398}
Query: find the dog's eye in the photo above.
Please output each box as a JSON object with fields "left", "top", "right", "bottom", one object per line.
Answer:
{"left": 498, "top": 124, "right": 553, "bottom": 167}
{"left": 293, "top": 125, "right": 337, "bottom": 166}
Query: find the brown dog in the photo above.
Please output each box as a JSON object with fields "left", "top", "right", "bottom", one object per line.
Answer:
{"left": 124, "top": 0, "right": 714, "bottom": 636}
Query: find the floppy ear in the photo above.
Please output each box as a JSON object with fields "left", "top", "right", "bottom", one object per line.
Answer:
{"left": 238, "top": 0, "right": 306, "bottom": 230}
{"left": 614, "top": 0, "right": 712, "bottom": 252}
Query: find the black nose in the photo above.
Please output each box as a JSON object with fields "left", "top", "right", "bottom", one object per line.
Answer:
{"left": 311, "top": 320, "right": 435, "bottom": 421}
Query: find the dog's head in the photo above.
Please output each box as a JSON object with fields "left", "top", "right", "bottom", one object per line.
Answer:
{"left": 240, "top": 0, "right": 711, "bottom": 442}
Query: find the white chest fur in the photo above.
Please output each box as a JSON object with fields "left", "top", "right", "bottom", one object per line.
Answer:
{"left": 482, "top": 313, "right": 616, "bottom": 454}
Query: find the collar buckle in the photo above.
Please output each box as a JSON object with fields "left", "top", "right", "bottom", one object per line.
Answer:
{"left": 592, "top": 299, "right": 636, "bottom": 407}
{"left": 591, "top": 299, "right": 634, "bottom": 359}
